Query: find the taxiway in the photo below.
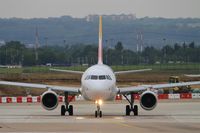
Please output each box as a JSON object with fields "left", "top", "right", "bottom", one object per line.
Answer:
{"left": 0, "top": 100, "right": 200, "bottom": 133}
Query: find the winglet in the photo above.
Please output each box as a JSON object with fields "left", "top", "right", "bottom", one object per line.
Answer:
{"left": 98, "top": 16, "right": 103, "bottom": 64}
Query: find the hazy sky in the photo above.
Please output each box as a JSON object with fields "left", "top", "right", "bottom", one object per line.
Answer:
{"left": 0, "top": 0, "right": 199, "bottom": 18}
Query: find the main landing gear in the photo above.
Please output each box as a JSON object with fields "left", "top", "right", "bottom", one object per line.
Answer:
{"left": 123, "top": 93, "right": 138, "bottom": 116}
{"left": 61, "top": 92, "right": 73, "bottom": 116}
{"left": 95, "top": 100, "right": 103, "bottom": 118}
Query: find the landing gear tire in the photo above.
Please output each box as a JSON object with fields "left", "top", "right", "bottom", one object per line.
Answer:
{"left": 95, "top": 100, "right": 102, "bottom": 118}
{"left": 133, "top": 105, "right": 138, "bottom": 116}
{"left": 61, "top": 92, "right": 74, "bottom": 116}
{"left": 68, "top": 105, "right": 73, "bottom": 116}
{"left": 95, "top": 110, "right": 102, "bottom": 118}
{"left": 126, "top": 105, "right": 130, "bottom": 116}
{"left": 61, "top": 105, "right": 66, "bottom": 116}
{"left": 99, "top": 111, "right": 102, "bottom": 118}
{"left": 123, "top": 93, "right": 139, "bottom": 116}
{"left": 95, "top": 111, "right": 98, "bottom": 118}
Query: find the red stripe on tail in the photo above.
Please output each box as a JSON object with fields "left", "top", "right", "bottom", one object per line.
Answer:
{"left": 98, "top": 16, "right": 103, "bottom": 64}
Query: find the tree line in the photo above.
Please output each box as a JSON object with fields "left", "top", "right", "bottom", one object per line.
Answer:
{"left": 0, "top": 41, "right": 199, "bottom": 66}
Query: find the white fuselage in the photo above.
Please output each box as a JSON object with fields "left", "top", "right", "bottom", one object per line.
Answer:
{"left": 80, "top": 64, "right": 118, "bottom": 101}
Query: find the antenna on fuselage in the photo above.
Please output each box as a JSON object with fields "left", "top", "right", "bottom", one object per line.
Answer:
{"left": 98, "top": 16, "right": 103, "bottom": 64}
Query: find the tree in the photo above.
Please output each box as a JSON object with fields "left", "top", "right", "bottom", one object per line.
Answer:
{"left": 174, "top": 43, "right": 181, "bottom": 51}
{"left": 189, "top": 41, "right": 195, "bottom": 49}
{"left": 1, "top": 40, "right": 200, "bottom": 66}
{"left": 115, "top": 42, "right": 123, "bottom": 52}
{"left": 0, "top": 41, "right": 25, "bottom": 65}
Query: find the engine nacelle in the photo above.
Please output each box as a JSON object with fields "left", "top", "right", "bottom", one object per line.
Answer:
{"left": 140, "top": 91, "right": 157, "bottom": 111}
{"left": 41, "top": 90, "right": 58, "bottom": 110}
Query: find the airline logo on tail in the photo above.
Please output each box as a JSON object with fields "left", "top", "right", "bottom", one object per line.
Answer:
{"left": 98, "top": 16, "right": 103, "bottom": 64}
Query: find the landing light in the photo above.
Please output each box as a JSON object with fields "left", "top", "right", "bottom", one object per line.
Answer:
{"left": 95, "top": 99, "right": 103, "bottom": 105}
{"left": 99, "top": 99, "right": 103, "bottom": 105}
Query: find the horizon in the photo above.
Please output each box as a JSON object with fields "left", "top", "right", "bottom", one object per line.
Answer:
{"left": 0, "top": 14, "right": 200, "bottom": 20}
{"left": 0, "top": 0, "right": 200, "bottom": 19}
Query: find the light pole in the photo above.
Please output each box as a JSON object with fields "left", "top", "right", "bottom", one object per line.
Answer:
{"left": 163, "top": 38, "right": 166, "bottom": 64}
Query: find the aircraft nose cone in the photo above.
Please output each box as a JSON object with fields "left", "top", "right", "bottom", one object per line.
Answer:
{"left": 83, "top": 80, "right": 113, "bottom": 100}
{"left": 90, "top": 81, "right": 109, "bottom": 91}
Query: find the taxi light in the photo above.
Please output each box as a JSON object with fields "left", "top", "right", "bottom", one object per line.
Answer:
{"left": 98, "top": 99, "right": 103, "bottom": 105}
{"left": 95, "top": 99, "right": 103, "bottom": 105}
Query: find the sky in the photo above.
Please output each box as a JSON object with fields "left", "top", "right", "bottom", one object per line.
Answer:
{"left": 0, "top": 0, "right": 199, "bottom": 18}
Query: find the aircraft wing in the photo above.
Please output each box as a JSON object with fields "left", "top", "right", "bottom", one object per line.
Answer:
{"left": 50, "top": 68, "right": 84, "bottom": 74}
{"left": 115, "top": 69, "right": 152, "bottom": 75}
{"left": 119, "top": 81, "right": 200, "bottom": 94}
{"left": 184, "top": 74, "right": 200, "bottom": 78}
{"left": 0, "top": 81, "right": 80, "bottom": 94}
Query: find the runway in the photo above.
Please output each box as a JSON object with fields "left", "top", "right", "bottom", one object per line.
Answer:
{"left": 0, "top": 100, "right": 200, "bottom": 133}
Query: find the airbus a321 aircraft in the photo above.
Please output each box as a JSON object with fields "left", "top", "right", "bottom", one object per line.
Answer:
{"left": 1, "top": 16, "right": 200, "bottom": 117}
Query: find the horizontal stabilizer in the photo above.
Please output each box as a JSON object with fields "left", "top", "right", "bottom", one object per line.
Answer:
{"left": 115, "top": 69, "right": 152, "bottom": 75}
{"left": 50, "top": 68, "right": 83, "bottom": 74}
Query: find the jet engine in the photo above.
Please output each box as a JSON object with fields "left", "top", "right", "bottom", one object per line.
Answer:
{"left": 140, "top": 91, "right": 157, "bottom": 110}
{"left": 41, "top": 90, "right": 59, "bottom": 110}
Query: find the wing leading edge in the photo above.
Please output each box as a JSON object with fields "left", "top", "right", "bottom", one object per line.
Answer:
{"left": 0, "top": 81, "right": 80, "bottom": 94}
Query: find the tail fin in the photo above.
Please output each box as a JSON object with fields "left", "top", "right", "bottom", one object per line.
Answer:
{"left": 98, "top": 16, "right": 103, "bottom": 64}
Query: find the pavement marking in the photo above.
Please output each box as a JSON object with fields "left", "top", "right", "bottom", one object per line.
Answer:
{"left": 75, "top": 117, "right": 85, "bottom": 120}
{"left": 114, "top": 122, "right": 133, "bottom": 128}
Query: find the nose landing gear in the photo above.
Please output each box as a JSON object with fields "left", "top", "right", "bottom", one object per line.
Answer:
{"left": 95, "top": 100, "right": 103, "bottom": 118}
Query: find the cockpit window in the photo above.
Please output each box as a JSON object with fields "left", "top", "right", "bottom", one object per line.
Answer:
{"left": 106, "top": 75, "right": 112, "bottom": 80}
{"left": 85, "top": 75, "right": 112, "bottom": 80}
{"left": 99, "top": 75, "right": 106, "bottom": 80}
{"left": 85, "top": 75, "right": 90, "bottom": 80}
{"left": 91, "top": 75, "right": 98, "bottom": 80}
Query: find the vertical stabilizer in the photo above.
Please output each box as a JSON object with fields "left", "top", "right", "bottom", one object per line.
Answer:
{"left": 98, "top": 16, "right": 103, "bottom": 64}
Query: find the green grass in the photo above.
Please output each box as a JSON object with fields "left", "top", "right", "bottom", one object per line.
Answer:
{"left": 0, "top": 63, "right": 200, "bottom": 74}
{"left": 0, "top": 68, "right": 22, "bottom": 74}
{"left": 112, "top": 63, "right": 200, "bottom": 72}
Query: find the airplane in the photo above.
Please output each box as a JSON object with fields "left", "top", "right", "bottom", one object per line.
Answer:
{"left": 1, "top": 16, "right": 200, "bottom": 117}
